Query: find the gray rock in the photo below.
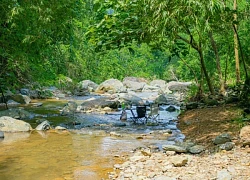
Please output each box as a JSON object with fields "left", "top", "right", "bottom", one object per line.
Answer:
{"left": 166, "top": 105, "right": 176, "bottom": 112}
{"left": 0, "top": 116, "right": 32, "bottom": 132}
{"left": 217, "top": 169, "right": 232, "bottom": 180}
{"left": 61, "top": 101, "right": 78, "bottom": 115}
{"left": 123, "top": 80, "right": 146, "bottom": 92}
{"left": 170, "top": 156, "right": 188, "bottom": 167}
{"left": 0, "top": 108, "right": 33, "bottom": 120}
{"left": 55, "top": 126, "right": 67, "bottom": 130}
{"left": 81, "top": 97, "right": 119, "bottom": 111}
{"left": 167, "top": 81, "right": 192, "bottom": 92}
{"left": 118, "top": 93, "right": 144, "bottom": 106}
{"left": 7, "top": 94, "right": 31, "bottom": 104}
{"left": 7, "top": 100, "right": 20, "bottom": 105}
{"left": 77, "top": 80, "right": 98, "bottom": 95}
{"left": 155, "top": 94, "right": 168, "bottom": 105}
{"left": 120, "top": 110, "right": 127, "bottom": 121}
{"left": 142, "top": 85, "right": 160, "bottom": 92}
{"left": 96, "top": 79, "right": 125, "bottom": 93}
{"left": 162, "top": 144, "right": 187, "bottom": 153}
{"left": 213, "top": 133, "right": 231, "bottom": 145}
{"left": 35, "top": 120, "right": 51, "bottom": 131}
{"left": 0, "top": 131, "right": 4, "bottom": 138}
{"left": 239, "top": 125, "right": 250, "bottom": 146}
{"left": 20, "top": 88, "right": 30, "bottom": 95}
{"left": 150, "top": 79, "right": 166, "bottom": 89}
{"left": 219, "top": 142, "right": 235, "bottom": 151}
{"left": 188, "top": 145, "right": 205, "bottom": 154}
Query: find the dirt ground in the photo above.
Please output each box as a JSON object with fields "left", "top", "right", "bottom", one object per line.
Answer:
{"left": 177, "top": 104, "right": 247, "bottom": 151}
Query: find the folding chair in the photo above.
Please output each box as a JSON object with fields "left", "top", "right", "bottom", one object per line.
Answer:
{"left": 147, "top": 103, "right": 159, "bottom": 123}
{"left": 130, "top": 106, "right": 147, "bottom": 124}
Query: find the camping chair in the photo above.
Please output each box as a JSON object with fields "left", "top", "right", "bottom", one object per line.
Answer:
{"left": 147, "top": 103, "right": 159, "bottom": 123}
{"left": 130, "top": 106, "right": 147, "bottom": 124}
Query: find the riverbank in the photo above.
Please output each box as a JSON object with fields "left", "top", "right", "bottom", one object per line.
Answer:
{"left": 108, "top": 104, "right": 250, "bottom": 180}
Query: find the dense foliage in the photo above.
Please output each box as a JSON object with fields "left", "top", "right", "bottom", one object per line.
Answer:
{"left": 0, "top": 0, "right": 250, "bottom": 99}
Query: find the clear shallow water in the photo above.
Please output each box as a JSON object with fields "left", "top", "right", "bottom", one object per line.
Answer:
{"left": 0, "top": 98, "right": 184, "bottom": 180}
{"left": 0, "top": 130, "right": 147, "bottom": 180}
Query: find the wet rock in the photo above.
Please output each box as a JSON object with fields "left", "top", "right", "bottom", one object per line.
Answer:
{"left": 55, "top": 126, "right": 67, "bottom": 130}
{"left": 166, "top": 105, "right": 176, "bottom": 112}
{"left": 155, "top": 94, "right": 168, "bottom": 105}
{"left": 0, "top": 116, "right": 32, "bottom": 132}
{"left": 0, "top": 108, "right": 33, "bottom": 120}
{"left": 213, "top": 133, "right": 231, "bottom": 145}
{"left": 219, "top": 142, "right": 235, "bottom": 151}
{"left": 217, "top": 169, "right": 232, "bottom": 180}
{"left": 239, "top": 125, "right": 250, "bottom": 146}
{"left": 7, "top": 100, "right": 20, "bottom": 106}
{"left": 170, "top": 156, "right": 188, "bottom": 167}
{"left": 32, "top": 102, "right": 43, "bottom": 107}
{"left": 61, "top": 101, "right": 78, "bottom": 116}
{"left": 113, "top": 122, "right": 126, "bottom": 127}
{"left": 110, "top": 132, "right": 122, "bottom": 137}
{"left": 0, "top": 131, "right": 4, "bottom": 138}
{"left": 162, "top": 144, "right": 187, "bottom": 153}
{"left": 35, "top": 120, "right": 51, "bottom": 131}
{"left": 20, "top": 88, "right": 30, "bottom": 95}
{"left": 7, "top": 94, "right": 31, "bottom": 104}
{"left": 188, "top": 145, "right": 205, "bottom": 154}
{"left": 81, "top": 97, "right": 119, "bottom": 111}
{"left": 120, "top": 110, "right": 127, "bottom": 121}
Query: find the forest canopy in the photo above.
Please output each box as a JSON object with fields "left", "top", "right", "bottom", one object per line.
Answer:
{"left": 0, "top": 0, "right": 250, "bottom": 99}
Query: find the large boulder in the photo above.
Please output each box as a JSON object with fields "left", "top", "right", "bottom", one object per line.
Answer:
{"left": 118, "top": 93, "right": 144, "bottom": 106}
{"left": 35, "top": 120, "right": 51, "bottom": 131}
{"left": 213, "top": 133, "right": 231, "bottom": 145}
{"left": 77, "top": 80, "right": 98, "bottom": 95}
{"left": 0, "top": 108, "right": 33, "bottom": 120}
{"left": 0, "top": 116, "right": 32, "bottom": 132}
{"left": 7, "top": 94, "right": 31, "bottom": 104}
{"left": 123, "top": 77, "right": 148, "bottom": 83}
{"left": 61, "top": 101, "right": 78, "bottom": 116}
{"left": 142, "top": 85, "right": 160, "bottom": 92}
{"left": 123, "top": 78, "right": 147, "bottom": 92}
{"left": 167, "top": 81, "right": 192, "bottom": 92}
{"left": 150, "top": 79, "right": 166, "bottom": 89}
{"left": 81, "top": 97, "right": 119, "bottom": 111}
{"left": 95, "top": 79, "right": 126, "bottom": 94}
{"left": 155, "top": 94, "right": 168, "bottom": 105}
{"left": 240, "top": 125, "right": 250, "bottom": 146}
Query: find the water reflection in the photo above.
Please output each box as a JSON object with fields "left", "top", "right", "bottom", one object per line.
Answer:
{"left": 0, "top": 131, "right": 141, "bottom": 180}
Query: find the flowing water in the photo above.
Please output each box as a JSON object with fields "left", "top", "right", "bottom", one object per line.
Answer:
{"left": 0, "top": 97, "right": 184, "bottom": 180}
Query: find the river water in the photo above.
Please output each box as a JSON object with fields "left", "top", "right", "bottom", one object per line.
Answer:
{"left": 0, "top": 97, "right": 184, "bottom": 179}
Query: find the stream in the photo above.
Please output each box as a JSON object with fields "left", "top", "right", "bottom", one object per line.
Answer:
{"left": 0, "top": 95, "right": 184, "bottom": 180}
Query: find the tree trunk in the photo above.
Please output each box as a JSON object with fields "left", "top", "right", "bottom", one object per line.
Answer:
{"left": 209, "top": 31, "right": 225, "bottom": 95}
{"left": 178, "top": 33, "right": 215, "bottom": 95}
{"left": 233, "top": 0, "right": 240, "bottom": 83}
{"left": 198, "top": 47, "right": 215, "bottom": 95}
